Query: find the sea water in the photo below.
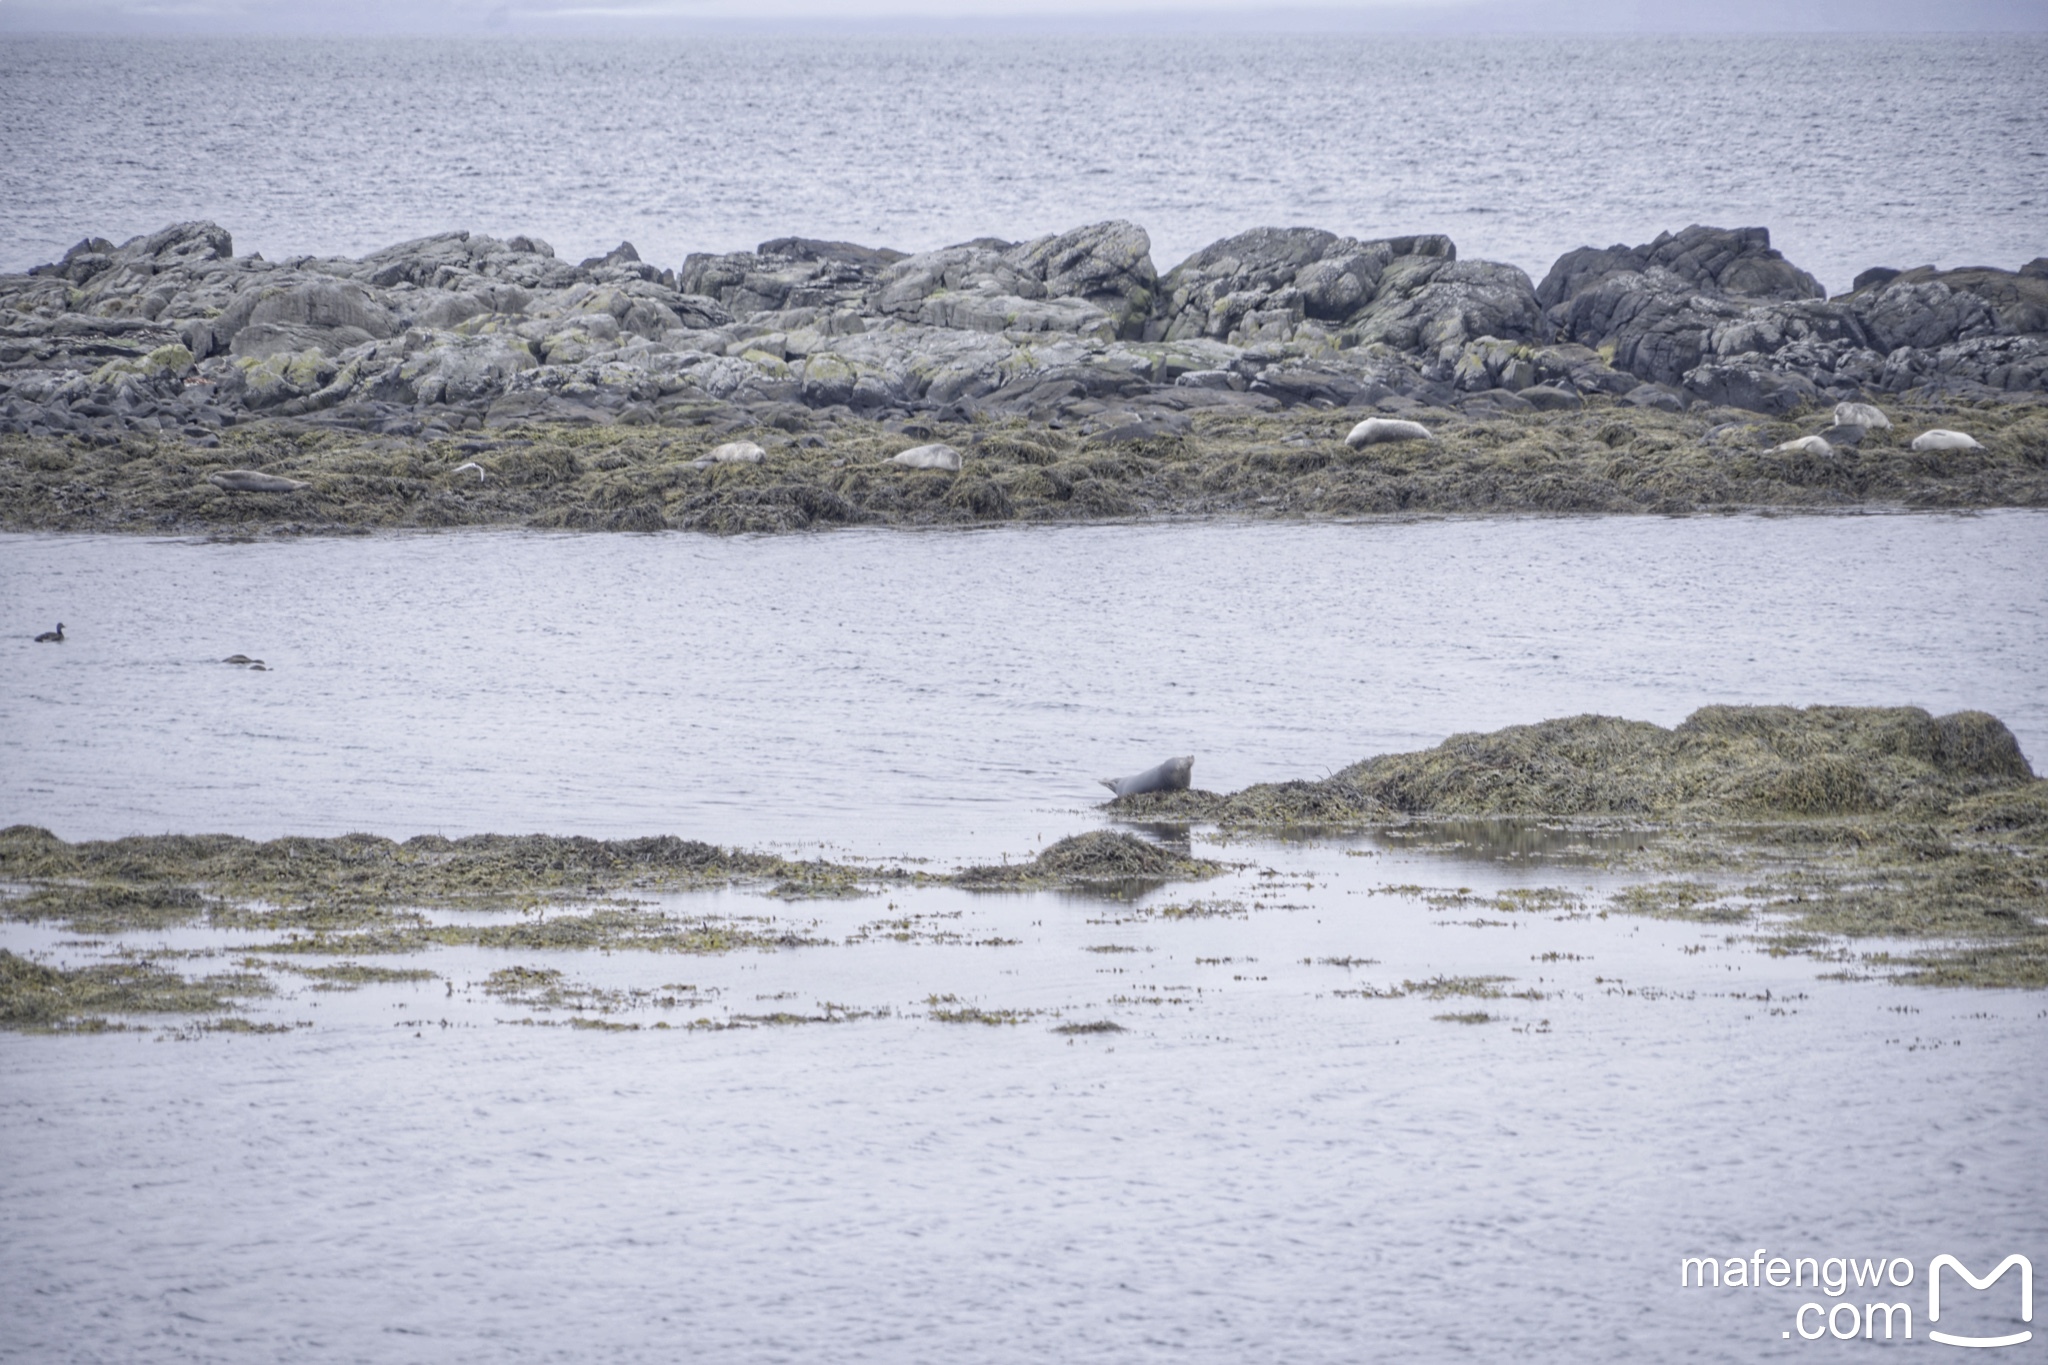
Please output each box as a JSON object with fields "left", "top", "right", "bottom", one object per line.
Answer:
{"left": 2, "top": 34, "right": 2044, "bottom": 290}
{"left": 2, "top": 512, "right": 2045, "bottom": 1362}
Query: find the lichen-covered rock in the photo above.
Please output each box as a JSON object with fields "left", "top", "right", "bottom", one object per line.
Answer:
{"left": 2, "top": 217, "right": 2043, "bottom": 442}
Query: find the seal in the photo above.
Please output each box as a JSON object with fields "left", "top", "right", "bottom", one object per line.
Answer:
{"left": 1832, "top": 401, "right": 1891, "bottom": 429}
{"left": 209, "top": 470, "right": 309, "bottom": 494}
{"left": 34, "top": 623, "right": 64, "bottom": 643}
{"left": 1911, "top": 429, "right": 1983, "bottom": 452}
{"left": 1775, "top": 435, "right": 1832, "bottom": 456}
{"left": 889, "top": 443, "right": 962, "bottom": 472}
{"left": 707, "top": 440, "right": 767, "bottom": 464}
{"left": 1345, "top": 418, "right": 1432, "bottom": 448}
{"left": 1100, "top": 755, "right": 1194, "bottom": 798}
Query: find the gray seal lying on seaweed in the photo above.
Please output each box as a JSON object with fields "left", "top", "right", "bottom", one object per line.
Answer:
{"left": 1100, "top": 755, "right": 1194, "bottom": 798}
{"left": 208, "top": 469, "right": 308, "bottom": 494}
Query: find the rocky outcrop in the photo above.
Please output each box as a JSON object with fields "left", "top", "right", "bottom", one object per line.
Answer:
{"left": 1535, "top": 225, "right": 2048, "bottom": 412}
{"left": 2, "top": 219, "right": 2043, "bottom": 444}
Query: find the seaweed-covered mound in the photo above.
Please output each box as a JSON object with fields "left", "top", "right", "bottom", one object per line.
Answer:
{"left": 0, "top": 948, "right": 271, "bottom": 1032}
{"left": 0, "top": 826, "right": 781, "bottom": 901}
{"left": 1111, "top": 706, "right": 2035, "bottom": 825}
{"left": 954, "top": 831, "right": 1224, "bottom": 888}
{"left": 1352, "top": 705, "right": 2031, "bottom": 819}
{"left": 4, "top": 401, "right": 2046, "bottom": 535}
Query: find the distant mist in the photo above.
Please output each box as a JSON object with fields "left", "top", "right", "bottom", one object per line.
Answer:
{"left": 3, "top": 0, "right": 2044, "bottom": 35}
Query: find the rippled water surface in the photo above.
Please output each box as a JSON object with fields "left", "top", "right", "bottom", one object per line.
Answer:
{"left": 4, "top": 514, "right": 2045, "bottom": 857}
{"left": 2, "top": 35, "right": 2044, "bottom": 289}
{"left": 2, "top": 514, "right": 2045, "bottom": 1362}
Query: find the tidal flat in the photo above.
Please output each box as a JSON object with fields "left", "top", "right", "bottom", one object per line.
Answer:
{"left": 3, "top": 398, "right": 2045, "bottom": 535}
{"left": 5, "top": 705, "right": 2039, "bottom": 1034}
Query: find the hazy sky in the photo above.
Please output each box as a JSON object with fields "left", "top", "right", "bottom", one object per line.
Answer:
{"left": 2, "top": 0, "right": 2043, "bottom": 33}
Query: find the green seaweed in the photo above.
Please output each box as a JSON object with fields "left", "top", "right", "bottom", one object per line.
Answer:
{"left": 0, "top": 948, "right": 271, "bottom": 1032}
{"left": 4, "top": 398, "right": 2043, "bottom": 536}
{"left": 954, "top": 831, "right": 1226, "bottom": 890}
{"left": 925, "top": 993, "right": 1041, "bottom": 1025}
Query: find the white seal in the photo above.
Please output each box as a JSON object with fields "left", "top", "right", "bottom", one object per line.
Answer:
{"left": 706, "top": 440, "right": 767, "bottom": 464}
{"left": 209, "top": 469, "right": 309, "bottom": 494}
{"left": 1774, "top": 435, "right": 1832, "bottom": 456}
{"left": 1832, "top": 401, "right": 1890, "bottom": 429}
{"left": 889, "top": 443, "right": 963, "bottom": 472}
{"left": 1345, "top": 418, "right": 1433, "bottom": 448}
{"left": 1911, "top": 429, "right": 1983, "bottom": 452}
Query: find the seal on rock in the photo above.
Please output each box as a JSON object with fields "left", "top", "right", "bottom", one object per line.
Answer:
{"left": 1774, "top": 435, "right": 1832, "bottom": 456}
{"left": 1832, "top": 401, "right": 1891, "bottom": 429}
{"left": 209, "top": 470, "right": 309, "bottom": 494}
{"left": 706, "top": 441, "right": 767, "bottom": 465}
{"left": 1911, "top": 429, "right": 1984, "bottom": 452}
{"left": 1345, "top": 418, "right": 1433, "bottom": 448}
{"left": 1100, "top": 755, "right": 1194, "bottom": 798}
{"left": 889, "top": 443, "right": 963, "bottom": 472}
{"left": 34, "top": 623, "right": 64, "bottom": 643}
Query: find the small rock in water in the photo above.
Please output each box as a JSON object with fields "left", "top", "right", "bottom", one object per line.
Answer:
{"left": 706, "top": 440, "right": 767, "bottom": 464}
{"left": 889, "top": 443, "right": 963, "bottom": 471}
{"left": 1832, "top": 401, "right": 1891, "bottom": 429}
{"left": 1775, "top": 435, "right": 1833, "bottom": 456}
{"left": 1344, "top": 418, "right": 1432, "bottom": 448}
{"left": 208, "top": 469, "right": 308, "bottom": 494}
{"left": 1911, "top": 428, "right": 1984, "bottom": 452}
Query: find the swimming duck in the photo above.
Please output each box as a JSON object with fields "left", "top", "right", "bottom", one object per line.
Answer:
{"left": 34, "top": 623, "right": 64, "bottom": 643}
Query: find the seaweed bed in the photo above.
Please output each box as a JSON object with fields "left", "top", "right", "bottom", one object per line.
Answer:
{"left": 1111, "top": 705, "right": 2048, "bottom": 987}
{"left": 0, "top": 827, "right": 1208, "bottom": 1029}
{"left": 4, "top": 707, "right": 2043, "bottom": 1030}
{"left": 4, "top": 399, "right": 2045, "bottom": 535}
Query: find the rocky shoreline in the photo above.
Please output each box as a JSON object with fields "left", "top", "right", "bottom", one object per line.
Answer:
{"left": 4, "top": 219, "right": 2046, "bottom": 530}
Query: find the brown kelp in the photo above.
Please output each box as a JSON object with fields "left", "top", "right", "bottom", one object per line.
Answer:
{"left": 1111, "top": 706, "right": 2047, "bottom": 986}
{"left": 3, "top": 399, "right": 2043, "bottom": 535}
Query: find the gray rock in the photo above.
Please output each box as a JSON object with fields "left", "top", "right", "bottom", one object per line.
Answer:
{"left": 1538, "top": 225, "right": 1823, "bottom": 309}
{"left": 1518, "top": 384, "right": 1583, "bottom": 411}
{"left": 1682, "top": 360, "right": 1819, "bottom": 416}
{"left": 1624, "top": 383, "right": 1685, "bottom": 412}
{"left": 3, "top": 216, "right": 2043, "bottom": 443}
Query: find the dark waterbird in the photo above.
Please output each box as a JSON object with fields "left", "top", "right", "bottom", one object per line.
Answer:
{"left": 33, "top": 624, "right": 64, "bottom": 643}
